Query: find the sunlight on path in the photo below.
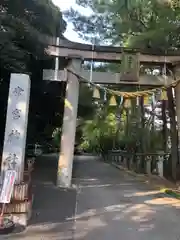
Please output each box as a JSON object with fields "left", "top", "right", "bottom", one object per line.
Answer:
{"left": 2, "top": 155, "right": 180, "bottom": 240}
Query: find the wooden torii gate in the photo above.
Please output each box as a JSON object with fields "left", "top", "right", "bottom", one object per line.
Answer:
{"left": 43, "top": 38, "right": 180, "bottom": 187}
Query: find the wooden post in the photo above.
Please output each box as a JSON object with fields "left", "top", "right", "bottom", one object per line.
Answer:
{"left": 57, "top": 58, "right": 82, "bottom": 187}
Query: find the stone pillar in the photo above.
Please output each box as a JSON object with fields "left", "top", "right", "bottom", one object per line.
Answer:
{"left": 57, "top": 58, "right": 81, "bottom": 187}
{"left": 157, "top": 155, "right": 164, "bottom": 178}
{"left": 146, "top": 156, "right": 152, "bottom": 175}
{"left": 1, "top": 74, "right": 30, "bottom": 183}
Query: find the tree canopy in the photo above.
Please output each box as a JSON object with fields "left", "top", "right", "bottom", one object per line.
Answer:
{"left": 0, "top": 0, "right": 66, "bottom": 72}
{"left": 0, "top": 1, "right": 67, "bottom": 147}
{"left": 65, "top": 1, "right": 178, "bottom": 165}
{"left": 65, "top": 0, "right": 180, "bottom": 50}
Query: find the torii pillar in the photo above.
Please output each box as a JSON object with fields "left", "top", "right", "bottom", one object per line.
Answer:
{"left": 57, "top": 57, "right": 82, "bottom": 187}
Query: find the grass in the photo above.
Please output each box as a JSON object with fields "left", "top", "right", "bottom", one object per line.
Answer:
{"left": 161, "top": 188, "right": 180, "bottom": 199}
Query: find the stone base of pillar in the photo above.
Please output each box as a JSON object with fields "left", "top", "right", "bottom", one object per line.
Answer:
{"left": 56, "top": 167, "right": 70, "bottom": 188}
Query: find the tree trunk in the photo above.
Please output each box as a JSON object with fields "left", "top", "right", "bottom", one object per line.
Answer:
{"left": 161, "top": 100, "right": 167, "bottom": 151}
{"left": 140, "top": 97, "right": 145, "bottom": 172}
{"left": 167, "top": 87, "right": 178, "bottom": 181}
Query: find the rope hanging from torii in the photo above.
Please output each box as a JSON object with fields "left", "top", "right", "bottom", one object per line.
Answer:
{"left": 67, "top": 68, "right": 179, "bottom": 107}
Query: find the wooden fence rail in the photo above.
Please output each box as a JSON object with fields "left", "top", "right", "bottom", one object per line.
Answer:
{"left": 104, "top": 150, "right": 170, "bottom": 178}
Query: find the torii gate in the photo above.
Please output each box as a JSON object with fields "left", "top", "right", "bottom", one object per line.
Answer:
{"left": 43, "top": 38, "right": 180, "bottom": 187}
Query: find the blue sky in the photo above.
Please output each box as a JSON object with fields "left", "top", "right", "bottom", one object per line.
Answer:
{"left": 52, "top": 0, "right": 90, "bottom": 43}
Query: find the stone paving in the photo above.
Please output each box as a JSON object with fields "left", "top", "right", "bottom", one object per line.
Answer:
{"left": 2, "top": 154, "right": 180, "bottom": 239}
{"left": 72, "top": 156, "right": 180, "bottom": 240}
{"left": 1, "top": 154, "right": 77, "bottom": 240}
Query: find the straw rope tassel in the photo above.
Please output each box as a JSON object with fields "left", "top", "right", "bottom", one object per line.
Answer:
{"left": 93, "top": 87, "right": 100, "bottom": 99}
{"left": 160, "top": 89, "right": 168, "bottom": 100}
{"left": 109, "top": 95, "right": 117, "bottom": 106}
{"left": 144, "top": 95, "right": 151, "bottom": 105}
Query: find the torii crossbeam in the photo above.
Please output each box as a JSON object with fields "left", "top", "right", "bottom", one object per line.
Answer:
{"left": 44, "top": 38, "right": 180, "bottom": 86}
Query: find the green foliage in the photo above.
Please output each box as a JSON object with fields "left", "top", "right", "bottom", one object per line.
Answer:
{"left": 80, "top": 105, "right": 122, "bottom": 153}
{"left": 121, "top": 107, "right": 164, "bottom": 152}
{"left": 52, "top": 128, "right": 61, "bottom": 147}
{"left": 65, "top": 0, "right": 180, "bottom": 49}
{"left": 0, "top": 1, "right": 67, "bottom": 145}
{"left": 0, "top": 0, "right": 66, "bottom": 72}
{"left": 78, "top": 84, "right": 96, "bottom": 119}
{"left": 65, "top": 0, "right": 172, "bottom": 155}
{"left": 79, "top": 99, "right": 164, "bottom": 154}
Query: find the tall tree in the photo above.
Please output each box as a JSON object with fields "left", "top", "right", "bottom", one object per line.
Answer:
{"left": 65, "top": 0, "right": 180, "bottom": 49}
{"left": 0, "top": 0, "right": 66, "bottom": 72}
{"left": 0, "top": 1, "right": 67, "bottom": 147}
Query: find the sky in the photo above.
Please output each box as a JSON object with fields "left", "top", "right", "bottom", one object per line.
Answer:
{"left": 52, "top": 0, "right": 89, "bottom": 43}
